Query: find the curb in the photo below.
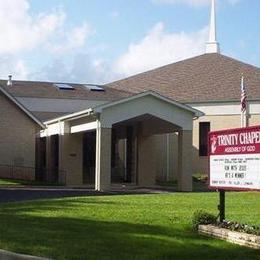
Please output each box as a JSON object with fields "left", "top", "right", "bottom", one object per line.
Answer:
{"left": 198, "top": 224, "right": 260, "bottom": 249}
{"left": 0, "top": 249, "right": 50, "bottom": 260}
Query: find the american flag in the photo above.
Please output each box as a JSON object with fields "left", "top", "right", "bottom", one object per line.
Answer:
{"left": 241, "top": 76, "right": 247, "bottom": 113}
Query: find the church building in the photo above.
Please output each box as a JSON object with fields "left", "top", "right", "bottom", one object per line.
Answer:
{"left": 0, "top": 0, "right": 259, "bottom": 191}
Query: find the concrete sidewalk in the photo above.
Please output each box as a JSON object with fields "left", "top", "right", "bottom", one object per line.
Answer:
{"left": 0, "top": 249, "right": 49, "bottom": 260}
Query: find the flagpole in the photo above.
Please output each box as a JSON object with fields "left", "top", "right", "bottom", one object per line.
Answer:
{"left": 241, "top": 111, "right": 243, "bottom": 128}
{"left": 240, "top": 75, "right": 247, "bottom": 128}
{"left": 241, "top": 110, "right": 245, "bottom": 128}
{"left": 241, "top": 74, "right": 243, "bottom": 128}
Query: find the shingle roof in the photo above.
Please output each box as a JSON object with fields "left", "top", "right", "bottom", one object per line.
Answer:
{"left": 106, "top": 53, "right": 260, "bottom": 103}
{"left": 1, "top": 53, "right": 259, "bottom": 124}
{"left": 0, "top": 85, "right": 45, "bottom": 128}
{"left": 0, "top": 80, "right": 133, "bottom": 122}
{"left": 0, "top": 81, "right": 131, "bottom": 101}
{"left": 31, "top": 111, "right": 70, "bottom": 121}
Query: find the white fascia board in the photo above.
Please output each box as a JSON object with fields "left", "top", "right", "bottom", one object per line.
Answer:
{"left": 188, "top": 101, "right": 260, "bottom": 116}
{"left": 93, "top": 90, "right": 204, "bottom": 117}
{"left": 44, "top": 108, "right": 94, "bottom": 124}
{"left": 187, "top": 99, "right": 260, "bottom": 104}
{"left": 40, "top": 130, "right": 47, "bottom": 138}
{"left": 44, "top": 91, "right": 204, "bottom": 126}
{"left": 47, "top": 122, "right": 60, "bottom": 136}
{"left": 41, "top": 121, "right": 66, "bottom": 137}
{"left": 70, "top": 121, "right": 97, "bottom": 133}
{"left": 0, "top": 85, "right": 45, "bottom": 128}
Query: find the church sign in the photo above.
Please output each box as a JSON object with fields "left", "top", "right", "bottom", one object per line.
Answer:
{"left": 209, "top": 126, "right": 260, "bottom": 191}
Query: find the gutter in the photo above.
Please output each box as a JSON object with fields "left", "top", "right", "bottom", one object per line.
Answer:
{"left": 44, "top": 108, "right": 94, "bottom": 125}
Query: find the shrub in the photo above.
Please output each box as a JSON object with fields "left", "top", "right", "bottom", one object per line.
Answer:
{"left": 218, "top": 221, "right": 260, "bottom": 236}
{"left": 192, "top": 210, "right": 217, "bottom": 230}
{"left": 192, "top": 173, "right": 208, "bottom": 183}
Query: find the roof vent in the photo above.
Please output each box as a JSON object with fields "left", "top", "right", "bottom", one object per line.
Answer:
{"left": 7, "top": 75, "right": 12, "bottom": 86}
{"left": 53, "top": 83, "right": 75, "bottom": 90}
{"left": 84, "top": 84, "right": 105, "bottom": 92}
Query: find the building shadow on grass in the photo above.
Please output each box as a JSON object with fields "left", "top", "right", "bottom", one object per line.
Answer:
{"left": 0, "top": 199, "right": 258, "bottom": 260}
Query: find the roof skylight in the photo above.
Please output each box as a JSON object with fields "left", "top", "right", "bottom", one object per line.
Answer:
{"left": 84, "top": 84, "right": 105, "bottom": 92}
{"left": 54, "top": 83, "right": 75, "bottom": 90}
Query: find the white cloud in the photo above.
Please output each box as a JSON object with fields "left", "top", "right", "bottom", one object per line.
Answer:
{"left": 0, "top": 56, "right": 28, "bottom": 79}
{"left": 0, "top": 0, "right": 91, "bottom": 79}
{"left": 50, "top": 22, "right": 92, "bottom": 54}
{"left": 32, "top": 54, "right": 115, "bottom": 84}
{"left": 0, "top": 0, "right": 91, "bottom": 54}
{"left": 114, "top": 22, "right": 208, "bottom": 77}
{"left": 0, "top": 0, "right": 65, "bottom": 54}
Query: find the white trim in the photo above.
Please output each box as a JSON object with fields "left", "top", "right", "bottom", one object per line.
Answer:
{"left": 94, "top": 91, "right": 203, "bottom": 117}
{"left": 124, "top": 139, "right": 127, "bottom": 181}
{"left": 40, "top": 122, "right": 60, "bottom": 137}
{"left": 100, "top": 92, "right": 195, "bottom": 130}
{"left": 95, "top": 119, "right": 101, "bottom": 191}
{"left": 44, "top": 91, "right": 203, "bottom": 125}
{"left": 0, "top": 85, "right": 45, "bottom": 128}
{"left": 70, "top": 121, "right": 97, "bottom": 133}
{"left": 166, "top": 133, "right": 170, "bottom": 181}
{"left": 189, "top": 102, "right": 260, "bottom": 116}
{"left": 186, "top": 99, "right": 260, "bottom": 104}
{"left": 44, "top": 108, "right": 93, "bottom": 124}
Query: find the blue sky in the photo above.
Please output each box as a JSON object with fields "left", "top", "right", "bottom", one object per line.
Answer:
{"left": 0, "top": 0, "right": 259, "bottom": 84}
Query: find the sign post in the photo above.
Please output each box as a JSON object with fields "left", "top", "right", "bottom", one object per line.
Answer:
{"left": 209, "top": 125, "right": 260, "bottom": 222}
{"left": 218, "top": 190, "right": 225, "bottom": 222}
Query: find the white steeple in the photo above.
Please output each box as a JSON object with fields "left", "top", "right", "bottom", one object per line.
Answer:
{"left": 206, "top": 0, "right": 220, "bottom": 54}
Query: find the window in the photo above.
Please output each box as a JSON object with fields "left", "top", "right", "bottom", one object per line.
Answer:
{"left": 84, "top": 84, "right": 105, "bottom": 91}
{"left": 53, "top": 83, "right": 75, "bottom": 90}
{"left": 199, "top": 122, "right": 210, "bottom": 156}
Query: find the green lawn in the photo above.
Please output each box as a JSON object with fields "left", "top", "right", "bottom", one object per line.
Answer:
{"left": 0, "top": 192, "right": 259, "bottom": 260}
{"left": 0, "top": 178, "right": 24, "bottom": 185}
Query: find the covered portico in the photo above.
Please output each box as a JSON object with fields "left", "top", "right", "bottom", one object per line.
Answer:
{"left": 40, "top": 91, "right": 202, "bottom": 191}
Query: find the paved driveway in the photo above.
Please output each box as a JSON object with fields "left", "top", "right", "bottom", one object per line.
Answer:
{"left": 0, "top": 186, "right": 169, "bottom": 203}
{"left": 0, "top": 187, "right": 102, "bottom": 203}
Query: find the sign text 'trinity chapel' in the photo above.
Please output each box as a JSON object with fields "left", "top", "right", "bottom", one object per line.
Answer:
{"left": 209, "top": 126, "right": 260, "bottom": 191}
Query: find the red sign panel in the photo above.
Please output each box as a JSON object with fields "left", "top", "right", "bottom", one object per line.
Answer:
{"left": 208, "top": 125, "right": 260, "bottom": 191}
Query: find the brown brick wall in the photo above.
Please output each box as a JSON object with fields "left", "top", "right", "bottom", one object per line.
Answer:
{"left": 152, "top": 114, "right": 260, "bottom": 181}
{"left": 0, "top": 92, "right": 40, "bottom": 179}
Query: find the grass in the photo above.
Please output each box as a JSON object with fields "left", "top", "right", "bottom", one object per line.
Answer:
{"left": 0, "top": 192, "right": 259, "bottom": 260}
{"left": 0, "top": 178, "right": 23, "bottom": 185}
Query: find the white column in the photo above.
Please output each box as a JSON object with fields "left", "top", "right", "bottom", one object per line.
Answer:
{"left": 95, "top": 120, "right": 112, "bottom": 191}
{"left": 166, "top": 133, "right": 170, "bottom": 181}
